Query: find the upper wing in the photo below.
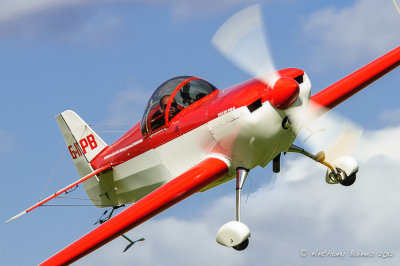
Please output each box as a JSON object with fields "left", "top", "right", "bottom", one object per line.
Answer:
{"left": 311, "top": 46, "right": 400, "bottom": 110}
{"left": 39, "top": 156, "right": 230, "bottom": 266}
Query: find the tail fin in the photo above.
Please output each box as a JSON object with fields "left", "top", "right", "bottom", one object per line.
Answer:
{"left": 56, "top": 110, "right": 108, "bottom": 177}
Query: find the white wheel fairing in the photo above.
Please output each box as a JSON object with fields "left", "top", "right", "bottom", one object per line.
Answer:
{"left": 216, "top": 221, "right": 251, "bottom": 247}
{"left": 334, "top": 156, "right": 359, "bottom": 175}
{"left": 325, "top": 156, "right": 359, "bottom": 185}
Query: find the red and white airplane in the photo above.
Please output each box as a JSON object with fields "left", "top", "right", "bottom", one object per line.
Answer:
{"left": 6, "top": 5, "right": 400, "bottom": 265}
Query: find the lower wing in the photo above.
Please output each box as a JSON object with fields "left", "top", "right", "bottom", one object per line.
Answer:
{"left": 40, "top": 155, "right": 230, "bottom": 266}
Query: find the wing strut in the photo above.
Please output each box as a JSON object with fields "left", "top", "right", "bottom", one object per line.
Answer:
{"left": 5, "top": 163, "right": 113, "bottom": 223}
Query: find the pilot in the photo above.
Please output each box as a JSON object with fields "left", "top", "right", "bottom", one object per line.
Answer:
{"left": 160, "top": 95, "right": 180, "bottom": 119}
{"left": 150, "top": 95, "right": 180, "bottom": 131}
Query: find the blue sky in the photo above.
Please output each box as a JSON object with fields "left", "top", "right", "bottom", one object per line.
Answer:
{"left": 1, "top": 0, "right": 400, "bottom": 265}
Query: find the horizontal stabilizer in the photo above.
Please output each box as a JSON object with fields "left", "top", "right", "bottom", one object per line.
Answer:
{"left": 5, "top": 163, "right": 112, "bottom": 223}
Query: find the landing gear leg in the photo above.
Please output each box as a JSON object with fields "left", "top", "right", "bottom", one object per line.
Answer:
{"left": 216, "top": 168, "right": 251, "bottom": 251}
{"left": 236, "top": 168, "right": 248, "bottom": 222}
{"left": 288, "top": 144, "right": 336, "bottom": 172}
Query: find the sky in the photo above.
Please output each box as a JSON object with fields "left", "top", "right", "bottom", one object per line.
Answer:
{"left": 1, "top": 0, "right": 400, "bottom": 265}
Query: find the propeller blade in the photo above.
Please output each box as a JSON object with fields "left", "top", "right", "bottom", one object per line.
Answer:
{"left": 323, "top": 120, "right": 363, "bottom": 163}
{"left": 290, "top": 100, "right": 363, "bottom": 161}
{"left": 211, "top": 4, "right": 280, "bottom": 86}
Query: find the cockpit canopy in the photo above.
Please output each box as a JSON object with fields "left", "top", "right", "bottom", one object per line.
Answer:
{"left": 141, "top": 76, "right": 218, "bottom": 136}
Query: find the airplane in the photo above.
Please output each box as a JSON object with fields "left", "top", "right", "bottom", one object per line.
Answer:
{"left": 5, "top": 5, "right": 400, "bottom": 265}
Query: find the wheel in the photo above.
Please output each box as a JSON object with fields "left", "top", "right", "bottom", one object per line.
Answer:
{"left": 340, "top": 172, "right": 356, "bottom": 186}
{"left": 233, "top": 238, "right": 249, "bottom": 251}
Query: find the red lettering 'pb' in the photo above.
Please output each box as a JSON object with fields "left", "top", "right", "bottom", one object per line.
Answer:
{"left": 87, "top": 134, "right": 98, "bottom": 150}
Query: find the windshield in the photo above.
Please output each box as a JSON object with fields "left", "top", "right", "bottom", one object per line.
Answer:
{"left": 140, "top": 76, "right": 217, "bottom": 135}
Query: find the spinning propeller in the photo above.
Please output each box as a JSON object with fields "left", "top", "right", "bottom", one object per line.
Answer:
{"left": 211, "top": 5, "right": 299, "bottom": 110}
{"left": 212, "top": 5, "right": 279, "bottom": 87}
{"left": 212, "top": 4, "right": 362, "bottom": 162}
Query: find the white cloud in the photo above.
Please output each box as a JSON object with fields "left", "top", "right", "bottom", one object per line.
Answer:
{"left": 354, "top": 126, "right": 400, "bottom": 162}
{"left": 304, "top": 0, "right": 400, "bottom": 69}
{"left": 76, "top": 125, "right": 400, "bottom": 266}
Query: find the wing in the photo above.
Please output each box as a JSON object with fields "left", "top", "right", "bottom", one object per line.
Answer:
{"left": 311, "top": 46, "right": 400, "bottom": 111}
{"left": 39, "top": 156, "right": 230, "bottom": 266}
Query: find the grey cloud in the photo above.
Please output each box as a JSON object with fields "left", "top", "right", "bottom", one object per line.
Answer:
{"left": 0, "top": 5, "right": 95, "bottom": 39}
{"left": 0, "top": 0, "right": 83, "bottom": 23}
{"left": 0, "top": 1, "right": 126, "bottom": 40}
